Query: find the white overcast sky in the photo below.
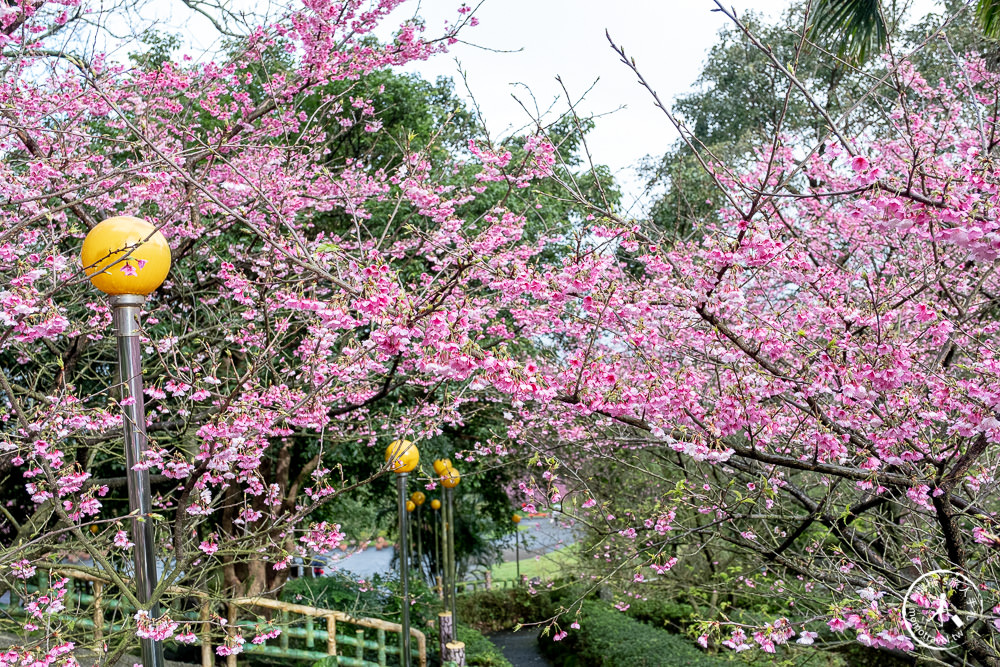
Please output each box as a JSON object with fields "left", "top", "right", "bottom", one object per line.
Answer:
{"left": 383, "top": 0, "right": 941, "bottom": 212}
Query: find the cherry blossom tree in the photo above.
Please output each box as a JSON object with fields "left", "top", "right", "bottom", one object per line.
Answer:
{"left": 480, "top": 6, "right": 1000, "bottom": 666}
{"left": 0, "top": 0, "right": 586, "bottom": 663}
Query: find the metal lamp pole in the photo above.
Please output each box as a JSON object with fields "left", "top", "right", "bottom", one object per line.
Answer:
{"left": 416, "top": 505, "right": 423, "bottom": 581}
{"left": 446, "top": 486, "right": 456, "bottom": 622}
{"left": 410, "top": 491, "right": 425, "bottom": 582}
{"left": 440, "top": 465, "right": 460, "bottom": 624}
{"left": 115, "top": 293, "right": 163, "bottom": 666}
{"left": 431, "top": 499, "right": 442, "bottom": 598}
{"left": 385, "top": 439, "right": 419, "bottom": 667}
{"left": 442, "top": 497, "right": 451, "bottom": 609}
{"left": 513, "top": 514, "right": 522, "bottom": 583}
{"left": 397, "top": 473, "right": 412, "bottom": 667}
{"left": 81, "top": 216, "right": 171, "bottom": 667}
{"left": 516, "top": 530, "right": 520, "bottom": 582}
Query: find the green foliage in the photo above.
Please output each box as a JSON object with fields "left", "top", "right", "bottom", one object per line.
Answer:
{"left": 538, "top": 601, "right": 729, "bottom": 667}
{"left": 288, "top": 578, "right": 513, "bottom": 667}
{"left": 813, "top": 0, "right": 1000, "bottom": 58}
{"left": 977, "top": 0, "right": 1000, "bottom": 39}
{"left": 536, "top": 600, "right": 859, "bottom": 667}
{"left": 456, "top": 625, "right": 515, "bottom": 667}
{"left": 623, "top": 597, "right": 695, "bottom": 633}
{"left": 320, "top": 68, "right": 477, "bottom": 174}
{"left": 904, "top": 0, "right": 987, "bottom": 77}
{"left": 282, "top": 571, "right": 438, "bottom": 629}
{"left": 811, "top": 0, "right": 888, "bottom": 63}
{"left": 128, "top": 30, "right": 183, "bottom": 69}
{"left": 308, "top": 404, "right": 525, "bottom": 576}
{"left": 833, "top": 643, "right": 911, "bottom": 667}
{"left": 456, "top": 588, "right": 555, "bottom": 634}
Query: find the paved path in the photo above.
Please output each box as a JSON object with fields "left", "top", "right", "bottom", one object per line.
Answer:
{"left": 488, "top": 631, "right": 552, "bottom": 666}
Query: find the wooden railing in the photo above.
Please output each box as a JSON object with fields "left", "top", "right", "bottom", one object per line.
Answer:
{"left": 4, "top": 570, "right": 426, "bottom": 667}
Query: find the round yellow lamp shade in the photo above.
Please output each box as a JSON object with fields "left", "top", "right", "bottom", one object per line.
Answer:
{"left": 432, "top": 459, "right": 452, "bottom": 475}
{"left": 512, "top": 514, "right": 521, "bottom": 524}
{"left": 385, "top": 439, "right": 419, "bottom": 473}
{"left": 411, "top": 491, "right": 426, "bottom": 506}
{"left": 406, "top": 500, "right": 416, "bottom": 513}
{"left": 430, "top": 499, "right": 441, "bottom": 510}
{"left": 81, "top": 216, "right": 171, "bottom": 295}
{"left": 440, "top": 467, "right": 461, "bottom": 489}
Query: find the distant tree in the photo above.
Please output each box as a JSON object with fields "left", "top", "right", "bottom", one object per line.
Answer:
{"left": 643, "top": 0, "right": 984, "bottom": 238}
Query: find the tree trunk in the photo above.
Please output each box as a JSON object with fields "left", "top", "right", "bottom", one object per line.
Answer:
{"left": 438, "top": 611, "right": 454, "bottom": 659}
{"left": 443, "top": 641, "right": 465, "bottom": 666}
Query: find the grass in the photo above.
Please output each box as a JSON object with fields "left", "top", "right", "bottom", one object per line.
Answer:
{"left": 487, "top": 543, "right": 579, "bottom": 581}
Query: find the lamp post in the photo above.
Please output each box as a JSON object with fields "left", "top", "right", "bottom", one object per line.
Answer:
{"left": 440, "top": 465, "right": 461, "bottom": 624}
{"left": 430, "top": 498, "right": 442, "bottom": 598}
{"left": 432, "top": 461, "right": 451, "bottom": 609}
{"left": 405, "top": 499, "right": 416, "bottom": 580}
{"left": 411, "top": 491, "right": 425, "bottom": 581}
{"left": 512, "top": 514, "right": 522, "bottom": 583}
{"left": 81, "top": 216, "right": 171, "bottom": 667}
{"left": 385, "top": 439, "right": 419, "bottom": 667}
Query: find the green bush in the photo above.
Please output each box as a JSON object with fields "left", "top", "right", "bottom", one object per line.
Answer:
{"left": 537, "top": 600, "right": 868, "bottom": 667}
{"left": 538, "top": 601, "right": 729, "bottom": 667}
{"left": 456, "top": 587, "right": 555, "bottom": 633}
{"left": 624, "top": 596, "right": 695, "bottom": 633}
{"left": 282, "top": 571, "right": 438, "bottom": 629}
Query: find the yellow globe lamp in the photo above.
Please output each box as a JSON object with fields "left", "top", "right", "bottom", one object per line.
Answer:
{"left": 81, "top": 216, "right": 171, "bottom": 295}
{"left": 440, "top": 467, "right": 461, "bottom": 489}
{"left": 430, "top": 498, "right": 441, "bottom": 510}
{"left": 385, "top": 439, "right": 419, "bottom": 474}
{"left": 406, "top": 500, "right": 416, "bottom": 513}
{"left": 432, "top": 459, "right": 452, "bottom": 475}
{"left": 512, "top": 514, "right": 521, "bottom": 524}
{"left": 411, "top": 491, "right": 426, "bottom": 506}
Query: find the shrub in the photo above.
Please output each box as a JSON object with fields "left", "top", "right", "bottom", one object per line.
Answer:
{"left": 538, "top": 601, "right": 729, "bottom": 667}
{"left": 282, "top": 571, "right": 438, "bottom": 629}
{"left": 623, "top": 597, "right": 695, "bottom": 633}
{"left": 538, "top": 600, "right": 873, "bottom": 667}
{"left": 456, "top": 587, "right": 555, "bottom": 633}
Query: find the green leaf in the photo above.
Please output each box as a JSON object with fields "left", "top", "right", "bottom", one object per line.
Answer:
{"left": 977, "top": 0, "right": 1000, "bottom": 39}
{"left": 812, "top": 0, "right": 888, "bottom": 63}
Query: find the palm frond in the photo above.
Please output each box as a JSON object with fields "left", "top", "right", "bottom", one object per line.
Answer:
{"left": 811, "top": 0, "right": 888, "bottom": 64}
{"left": 977, "top": 0, "right": 1000, "bottom": 40}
